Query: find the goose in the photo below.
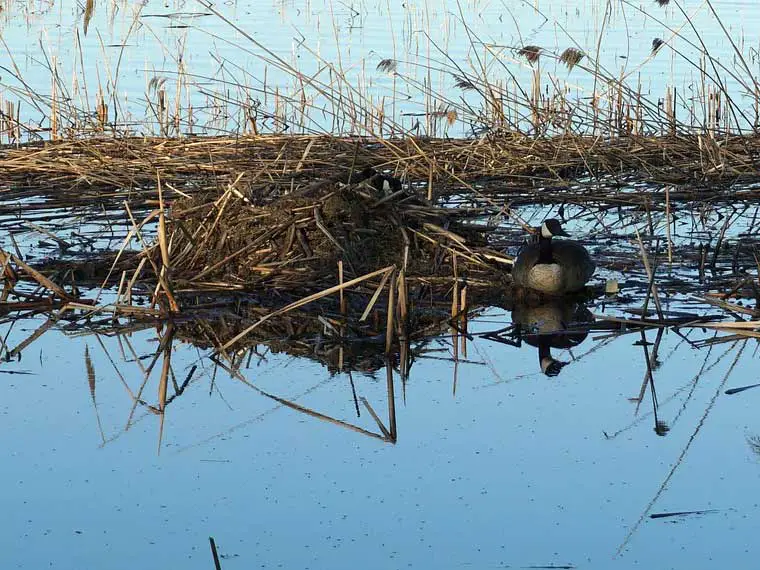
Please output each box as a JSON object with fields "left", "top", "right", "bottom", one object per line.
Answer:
{"left": 511, "top": 219, "right": 595, "bottom": 295}
{"left": 346, "top": 166, "right": 403, "bottom": 195}
{"left": 367, "top": 169, "right": 402, "bottom": 195}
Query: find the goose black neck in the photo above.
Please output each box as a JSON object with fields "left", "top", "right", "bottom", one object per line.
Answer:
{"left": 537, "top": 233, "right": 554, "bottom": 264}
{"left": 538, "top": 340, "right": 551, "bottom": 362}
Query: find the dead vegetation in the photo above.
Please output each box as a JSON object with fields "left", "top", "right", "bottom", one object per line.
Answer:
{"left": 1, "top": 131, "right": 760, "bottom": 211}
{"left": 2, "top": 130, "right": 760, "bottom": 318}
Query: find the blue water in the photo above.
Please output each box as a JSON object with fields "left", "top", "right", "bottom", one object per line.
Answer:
{"left": 3, "top": 0, "right": 760, "bottom": 567}
{"left": 1, "top": 303, "right": 759, "bottom": 569}
{"left": 2, "top": 0, "right": 760, "bottom": 136}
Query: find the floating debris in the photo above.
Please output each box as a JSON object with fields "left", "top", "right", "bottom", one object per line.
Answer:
{"left": 650, "top": 509, "right": 718, "bottom": 520}
{"left": 725, "top": 383, "right": 760, "bottom": 395}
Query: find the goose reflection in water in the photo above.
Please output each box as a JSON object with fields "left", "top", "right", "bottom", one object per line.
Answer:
{"left": 510, "top": 301, "right": 594, "bottom": 376}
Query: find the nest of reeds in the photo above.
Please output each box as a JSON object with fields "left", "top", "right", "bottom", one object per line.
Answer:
{"left": 162, "top": 172, "right": 512, "bottom": 301}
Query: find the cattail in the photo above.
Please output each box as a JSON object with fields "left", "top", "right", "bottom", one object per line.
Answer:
{"left": 518, "top": 45, "right": 541, "bottom": 64}
{"left": 453, "top": 75, "right": 477, "bottom": 90}
{"left": 376, "top": 59, "right": 397, "bottom": 74}
{"left": 652, "top": 38, "right": 664, "bottom": 54}
{"left": 559, "top": 47, "right": 584, "bottom": 70}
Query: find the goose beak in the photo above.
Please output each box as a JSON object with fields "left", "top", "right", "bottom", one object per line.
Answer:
{"left": 555, "top": 227, "right": 570, "bottom": 237}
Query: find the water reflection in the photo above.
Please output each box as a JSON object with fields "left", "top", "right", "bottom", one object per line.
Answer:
{"left": 3, "top": 293, "right": 760, "bottom": 568}
{"left": 511, "top": 301, "right": 594, "bottom": 377}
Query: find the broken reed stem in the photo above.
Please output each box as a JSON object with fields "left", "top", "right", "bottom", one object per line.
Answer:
{"left": 123, "top": 202, "right": 178, "bottom": 313}
{"left": 361, "top": 396, "right": 392, "bottom": 440}
{"left": 158, "top": 326, "right": 173, "bottom": 413}
{"left": 157, "top": 171, "right": 170, "bottom": 269}
{"left": 633, "top": 329, "right": 657, "bottom": 414}
{"left": 114, "top": 270, "right": 127, "bottom": 306}
{"left": 214, "top": 350, "right": 388, "bottom": 440}
{"left": 460, "top": 284, "right": 467, "bottom": 358}
{"left": 427, "top": 164, "right": 434, "bottom": 201}
{"left": 451, "top": 253, "right": 459, "bottom": 360}
{"left": 385, "top": 267, "right": 397, "bottom": 354}
{"left": 338, "top": 259, "right": 346, "bottom": 370}
{"left": 338, "top": 260, "right": 346, "bottom": 317}
{"left": 360, "top": 266, "right": 395, "bottom": 321}
{"left": 7, "top": 318, "right": 55, "bottom": 358}
{"left": 385, "top": 358, "right": 397, "bottom": 442}
{"left": 635, "top": 228, "right": 664, "bottom": 320}
{"left": 156, "top": 325, "right": 173, "bottom": 454}
{"left": 94, "top": 207, "right": 161, "bottom": 304}
{"left": 711, "top": 212, "right": 732, "bottom": 271}
{"left": 665, "top": 185, "right": 673, "bottom": 264}
{"left": 397, "top": 269, "right": 408, "bottom": 338}
{"left": 5, "top": 250, "right": 73, "bottom": 301}
{"left": 126, "top": 257, "right": 148, "bottom": 306}
{"left": 209, "top": 537, "right": 222, "bottom": 570}
{"left": 0, "top": 248, "right": 15, "bottom": 281}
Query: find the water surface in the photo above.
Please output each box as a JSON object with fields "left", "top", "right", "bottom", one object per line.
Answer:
{"left": 3, "top": 1, "right": 760, "bottom": 568}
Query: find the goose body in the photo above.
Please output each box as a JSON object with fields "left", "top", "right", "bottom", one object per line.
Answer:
{"left": 512, "top": 220, "right": 595, "bottom": 295}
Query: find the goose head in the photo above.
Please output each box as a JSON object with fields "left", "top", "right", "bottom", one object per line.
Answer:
{"left": 540, "top": 218, "right": 570, "bottom": 239}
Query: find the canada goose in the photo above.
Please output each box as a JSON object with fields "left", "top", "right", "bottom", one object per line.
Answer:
{"left": 367, "top": 170, "right": 402, "bottom": 195}
{"left": 340, "top": 166, "right": 402, "bottom": 195}
{"left": 511, "top": 219, "right": 595, "bottom": 295}
{"left": 511, "top": 301, "right": 593, "bottom": 376}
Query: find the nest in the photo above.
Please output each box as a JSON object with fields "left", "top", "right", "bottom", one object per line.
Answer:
{"left": 162, "top": 174, "right": 512, "bottom": 301}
